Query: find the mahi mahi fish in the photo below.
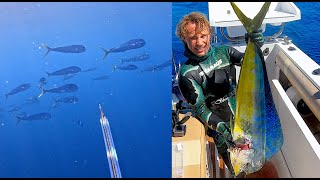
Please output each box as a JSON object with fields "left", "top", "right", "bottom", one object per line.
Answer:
{"left": 45, "top": 66, "right": 81, "bottom": 77}
{"left": 38, "top": 84, "right": 78, "bottom": 98}
{"left": 229, "top": 2, "right": 283, "bottom": 176}
{"left": 16, "top": 112, "right": 51, "bottom": 125}
{"left": 5, "top": 83, "right": 31, "bottom": 102}
{"left": 101, "top": 39, "right": 146, "bottom": 60}
{"left": 42, "top": 44, "right": 86, "bottom": 57}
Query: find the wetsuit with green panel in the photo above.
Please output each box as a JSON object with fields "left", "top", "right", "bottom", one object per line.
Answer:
{"left": 178, "top": 44, "right": 244, "bottom": 174}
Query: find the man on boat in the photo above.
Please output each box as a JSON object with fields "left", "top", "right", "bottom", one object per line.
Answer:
{"left": 175, "top": 12, "right": 264, "bottom": 176}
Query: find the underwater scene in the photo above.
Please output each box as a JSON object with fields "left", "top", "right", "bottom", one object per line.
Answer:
{"left": 0, "top": 2, "right": 172, "bottom": 178}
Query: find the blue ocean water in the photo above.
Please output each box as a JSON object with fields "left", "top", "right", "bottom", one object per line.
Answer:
{"left": 172, "top": 2, "right": 320, "bottom": 68}
{"left": 0, "top": 2, "right": 171, "bottom": 178}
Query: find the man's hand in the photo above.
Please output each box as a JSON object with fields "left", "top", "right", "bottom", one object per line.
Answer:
{"left": 245, "top": 28, "right": 264, "bottom": 48}
{"left": 216, "top": 122, "right": 235, "bottom": 147}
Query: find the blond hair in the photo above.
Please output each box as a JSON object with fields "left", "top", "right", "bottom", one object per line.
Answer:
{"left": 176, "top": 12, "right": 212, "bottom": 43}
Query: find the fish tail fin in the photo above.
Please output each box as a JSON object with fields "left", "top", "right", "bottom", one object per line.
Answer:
{"left": 252, "top": 2, "right": 271, "bottom": 30}
{"left": 230, "top": 2, "right": 270, "bottom": 33}
{"left": 38, "top": 88, "right": 46, "bottom": 98}
{"left": 16, "top": 116, "right": 22, "bottom": 126}
{"left": 48, "top": 98, "right": 58, "bottom": 111}
{"left": 42, "top": 44, "right": 52, "bottom": 58}
{"left": 112, "top": 65, "right": 117, "bottom": 72}
{"left": 53, "top": 98, "right": 58, "bottom": 108}
{"left": 101, "top": 47, "right": 109, "bottom": 60}
{"left": 45, "top": 71, "right": 51, "bottom": 77}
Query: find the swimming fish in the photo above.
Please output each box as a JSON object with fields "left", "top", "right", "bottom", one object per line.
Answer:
{"left": 81, "top": 67, "right": 97, "bottom": 73}
{"left": 112, "top": 64, "right": 138, "bottom": 72}
{"left": 92, "top": 75, "right": 110, "bottom": 81}
{"left": 63, "top": 73, "right": 77, "bottom": 81}
{"left": 153, "top": 59, "right": 171, "bottom": 70}
{"left": 8, "top": 106, "right": 22, "bottom": 113}
{"left": 42, "top": 44, "right": 86, "bottom": 57}
{"left": 45, "top": 66, "right": 81, "bottom": 77}
{"left": 118, "top": 53, "right": 150, "bottom": 64}
{"left": 229, "top": 2, "right": 283, "bottom": 176}
{"left": 38, "top": 77, "right": 47, "bottom": 89}
{"left": 16, "top": 112, "right": 51, "bottom": 125}
{"left": 90, "top": 75, "right": 110, "bottom": 86}
{"left": 24, "top": 96, "right": 40, "bottom": 105}
{"left": 101, "top": 39, "right": 146, "bottom": 60}
{"left": 141, "top": 60, "right": 171, "bottom": 72}
{"left": 38, "top": 84, "right": 78, "bottom": 98}
{"left": 55, "top": 96, "right": 78, "bottom": 104}
{"left": 140, "top": 65, "right": 157, "bottom": 72}
{"left": 5, "top": 83, "right": 31, "bottom": 102}
{"left": 51, "top": 96, "right": 78, "bottom": 109}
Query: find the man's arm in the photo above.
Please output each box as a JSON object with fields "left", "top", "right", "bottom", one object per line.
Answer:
{"left": 227, "top": 29, "right": 264, "bottom": 66}
{"left": 178, "top": 70, "right": 223, "bottom": 128}
{"left": 227, "top": 46, "right": 244, "bottom": 66}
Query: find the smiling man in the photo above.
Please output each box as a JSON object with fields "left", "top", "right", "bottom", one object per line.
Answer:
{"left": 175, "top": 12, "right": 264, "bottom": 176}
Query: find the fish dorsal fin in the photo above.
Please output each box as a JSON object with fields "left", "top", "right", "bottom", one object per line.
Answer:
{"left": 230, "top": 2, "right": 271, "bottom": 33}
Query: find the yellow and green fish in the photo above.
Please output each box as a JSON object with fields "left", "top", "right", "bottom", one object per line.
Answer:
{"left": 229, "top": 2, "right": 284, "bottom": 176}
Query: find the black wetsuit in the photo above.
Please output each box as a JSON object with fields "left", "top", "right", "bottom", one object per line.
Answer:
{"left": 178, "top": 45, "right": 244, "bottom": 175}
{"left": 178, "top": 45, "right": 244, "bottom": 129}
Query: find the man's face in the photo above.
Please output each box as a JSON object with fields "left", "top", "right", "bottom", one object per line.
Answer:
{"left": 184, "top": 22, "right": 211, "bottom": 57}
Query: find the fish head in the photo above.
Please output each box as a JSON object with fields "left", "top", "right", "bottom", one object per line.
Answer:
{"left": 229, "top": 136, "right": 264, "bottom": 176}
{"left": 70, "top": 97, "right": 78, "bottom": 103}
{"left": 127, "top": 64, "right": 138, "bottom": 70}
{"left": 142, "top": 53, "right": 150, "bottom": 59}
{"left": 74, "top": 66, "right": 81, "bottom": 72}
{"left": 229, "top": 145, "right": 254, "bottom": 176}
{"left": 40, "top": 77, "right": 47, "bottom": 83}
{"left": 44, "top": 113, "right": 52, "bottom": 120}
{"left": 22, "top": 83, "right": 31, "bottom": 89}
{"left": 68, "top": 84, "right": 78, "bottom": 91}
{"left": 132, "top": 66, "right": 138, "bottom": 70}
{"left": 79, "top": 45, "right": 86, "bottom": 52}
{"left": 134, "top": 39, "right": 146, "bottom": 48}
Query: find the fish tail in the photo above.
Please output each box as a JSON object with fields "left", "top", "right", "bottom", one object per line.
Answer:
{"left": 42, "top": 44, "right": 52, "bottom": 58}
{"left": 45, "top": 71, "right": 51, "bottom": 77}
{"left": 52, "top": 98, "right": 58, "bottom": 108}
{"left": 230, "top": 2, "right": 270, "bottom": 33}
{"left": 101, "top": 47, "right": 109, "bottom": 60}
{"left": 38, "top": 88, "right": 46, "bottom": 98}
{"left": 230, "top": 2, "right": 272, "bottom": 176}
{"left": 48, "top": 98, "right": 57, "bottom": 111}
{"left": 112, "top": 65, "right": 117, "bottom": 72}
{"left": 16, "top": 116, "right": 22, "bottom": 126}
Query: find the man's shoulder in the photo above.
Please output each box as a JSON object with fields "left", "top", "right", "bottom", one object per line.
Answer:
{"left": 212, "top": 44, "right": 229, "bottom": 52}
{"left": 179, "top": 62, "right": 199, "bottom": 77}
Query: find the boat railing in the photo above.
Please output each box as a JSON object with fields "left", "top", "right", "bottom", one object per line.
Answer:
{"left": 217, "top": 22, "right": 286, "bottom": 43}
{"left": 208, "top": 2, "right": 300, "bottom": 44}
